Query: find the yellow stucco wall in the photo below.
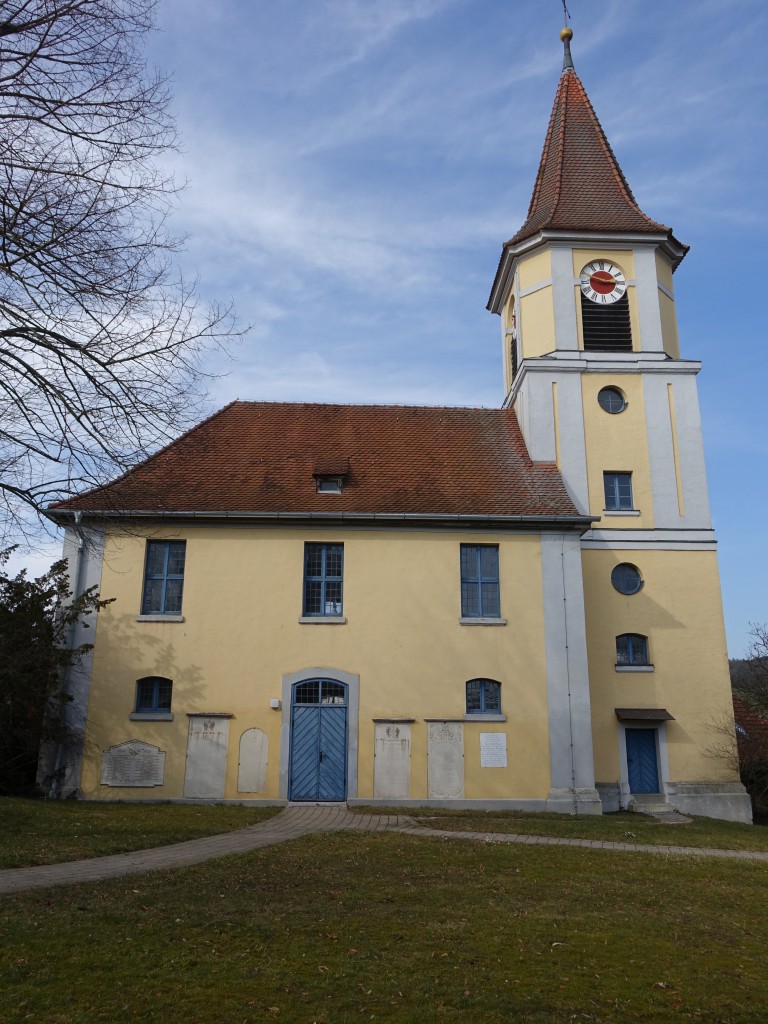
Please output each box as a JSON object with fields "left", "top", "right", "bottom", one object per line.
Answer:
{"left": 583, "top": 547, "right": 739, "bottom": 786}
{"left": 516, "top": 249, "right": 556, "bottom": 359}
{"left": 580, "top": 373, "right": 653, "bottom": 527}
{"left": 80, "top": 526, "right": 553, "bottom": 801}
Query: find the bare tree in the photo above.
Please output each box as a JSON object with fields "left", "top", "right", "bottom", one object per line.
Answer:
{"left": 730, "top": 623, "right": 768, "bottom": 713}
{"left": 0, "top": 0, "right": 237, "bottom": 542}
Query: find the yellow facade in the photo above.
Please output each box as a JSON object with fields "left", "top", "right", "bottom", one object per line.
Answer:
{"left": 79, "top": 526, "right": 553, "bottom": 802}
{"left": 583, "top": 548, "right": 736, "bottom": 784}
{"left": 581, "top": 373, "right": 654, "bottom": 529}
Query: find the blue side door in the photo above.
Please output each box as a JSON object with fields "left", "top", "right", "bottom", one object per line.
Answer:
{"left": 289, "top": 679, "right": 348, "bottom": 801}
{"left": 626, "top": 728, "right": 660, "bottom": 793}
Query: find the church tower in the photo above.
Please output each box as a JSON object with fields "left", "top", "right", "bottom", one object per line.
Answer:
{"left": 488, "top": 28, "right": 750, "bottom": 820}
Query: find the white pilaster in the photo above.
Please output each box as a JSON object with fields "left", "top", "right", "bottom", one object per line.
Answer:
{"left": 541, "top": 531, "right": 601, "bottom": 814}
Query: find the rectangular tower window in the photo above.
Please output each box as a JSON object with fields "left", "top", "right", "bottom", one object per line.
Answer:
{"left": 604, "top": 472, "right": 633, "bottom": 511}
{"left": 303, "top": 543, "right": 344, "bottom": 616}
{"left": 460, "top": 545, "right": 500, "bottom": 618}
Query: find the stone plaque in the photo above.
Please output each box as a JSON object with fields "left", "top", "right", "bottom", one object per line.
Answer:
{"left": 428, "top": 721, "right": 464, "bottom": 799}
{"left": 101, "top": 740, "right": 165, "bottom": 787}
{"left": 238, "top": 728, "right": 269, "bottom": 793}
{"left": 184, "top": 715, "right": 230, "bottom": 799}
{"left": 480, "top": 732, "right": 507, "bottom": 768}
{"left": 373, "top": 722, "right": 411, "bottom": 799}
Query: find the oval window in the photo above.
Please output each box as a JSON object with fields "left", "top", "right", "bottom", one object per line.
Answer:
{"left": 598, "top": 387, "right": 626, "bottom": 414}
{"left": 611, "top": 563, "right": 643, "bottom": 595}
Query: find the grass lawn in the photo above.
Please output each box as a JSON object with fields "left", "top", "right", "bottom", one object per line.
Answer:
{"left": 360, "top": 806, "right": 768, "bottom": 852}
{"left": 0, "top": 799, "right": 280, "bottom": 868}
{"left": 2, "top": 831, "right": 768, "bottom": 1023}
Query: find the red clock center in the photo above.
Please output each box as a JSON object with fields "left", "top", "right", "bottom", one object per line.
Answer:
{"left": 589, "top": 271, "right": 616, "bottom": 295}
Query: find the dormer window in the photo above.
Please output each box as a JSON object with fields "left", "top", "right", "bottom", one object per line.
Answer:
{"left": 313, "top": 458, "right": 349, "bottom": 494}
{"left": 316, "top": 477, "right": 343, "bottom": 494}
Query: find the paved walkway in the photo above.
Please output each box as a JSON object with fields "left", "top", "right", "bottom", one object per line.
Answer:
{"left": 2, "top": 804, "right": 767, "bottom": 895}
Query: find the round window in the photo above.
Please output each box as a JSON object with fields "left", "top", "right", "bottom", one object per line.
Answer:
{"left": 611, "top": 563, "right": 643, "bottom": 595}
{"left": 598, "top": 387, "right": 626, "bottom": 414}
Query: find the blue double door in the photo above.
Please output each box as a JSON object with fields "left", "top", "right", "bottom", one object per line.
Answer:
{"left": 289, "top": 679, "right": 348, "bottom": 801}
{"left": 626, "top": 728, "right": 660, "bottom": 793}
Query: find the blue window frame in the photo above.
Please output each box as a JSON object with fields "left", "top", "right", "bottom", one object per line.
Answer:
{"left": 303, "top": 543, "right": 344, "bottom": 616}
{"left": 460, "top": 545, "right": 500, "bottom": 618}
{"left": 466, "top": 678, "right": 502, "bottom": 714}
{"left": 141, "top": 541, "right": 186, "bottom": 614}
{"left": 616, "top": 634, "right": 649, "bottom": 666}
{"left": 135, "top": 676, "right": 173, "bottom": 713}
{"left": 604, "top": 472, "right": 633, "bottom": 510}
{"left": 611, "top": 562, "right": 643, "bottom": 595}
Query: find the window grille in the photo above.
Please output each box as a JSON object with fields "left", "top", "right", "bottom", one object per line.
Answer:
{"left": 616, "top": 634, "right": 649, "bottom": 666}
{"left": 604, "top": 472, "right": 633, "bottom": 510}
{"left": 135, "top": 677, "right": 173, "bottom": 713}
{"left": 460, "top": 545, "right": 500, "bottom": 618}
{"left": 466, "top": 679, "right": 502, "bottom": 714}
{"left": 303, "top": 543, "right": 344, "bottom": 616}
{"left": 142, "top": 541, "right": 186, "bottom": 615}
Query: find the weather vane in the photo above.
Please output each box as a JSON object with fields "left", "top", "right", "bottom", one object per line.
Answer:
{"left": 562, "top": 0, "right": 571, "bottom": 26}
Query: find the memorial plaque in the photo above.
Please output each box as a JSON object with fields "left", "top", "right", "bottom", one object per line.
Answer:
{"left": 101, "top": 740, "right": 165, "bottom": 787}
{"left": 184, "top": 715, "right": 230, "bottom": 799}
{"left": 428, "top": 721, "right": 464, "bottom": 799}
{"left": 373, "top": 722, "right": 411, "bottom": 799}
{"left": 480, "top": 732, "right": 507, "bottom": 768}
{"left": 238, "top": 727, "right": 269, "bottom": 793}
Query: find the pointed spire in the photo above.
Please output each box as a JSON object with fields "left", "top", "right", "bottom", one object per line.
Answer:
{"left": 504, "top": 28, "right": 685, "bottom": 252}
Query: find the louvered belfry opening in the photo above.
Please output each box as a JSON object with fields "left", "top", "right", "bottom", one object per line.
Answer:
{"left": 580, "top": 292, "right": 632, "bottom": 351}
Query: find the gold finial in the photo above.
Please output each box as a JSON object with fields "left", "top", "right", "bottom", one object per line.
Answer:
{"left": 561, "top": 24, "right": 574, "bottom": 71}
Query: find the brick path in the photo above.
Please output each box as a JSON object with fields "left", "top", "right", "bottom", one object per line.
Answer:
{"left": 1, "top": 804, "right": 767, "bottom": 896}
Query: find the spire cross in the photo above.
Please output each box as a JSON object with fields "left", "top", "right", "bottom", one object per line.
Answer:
{"left": 561, "top": 0, "right": 571, "bottom": 26}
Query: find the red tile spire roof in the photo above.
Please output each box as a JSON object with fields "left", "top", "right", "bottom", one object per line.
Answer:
{"left": 506, "top": 32, "right": 685, "bottom": 248}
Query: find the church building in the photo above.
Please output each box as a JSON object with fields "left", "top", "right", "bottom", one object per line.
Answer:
{"left": 44, "top": 29, "right": 750, "bottom": 822}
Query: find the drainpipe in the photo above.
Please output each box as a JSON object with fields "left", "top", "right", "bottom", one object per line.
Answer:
{"left": 48, "top": 512, "right": 85, "bottom": 798}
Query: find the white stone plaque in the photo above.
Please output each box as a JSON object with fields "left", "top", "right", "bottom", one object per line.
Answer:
{"left": 100, "top": 740, "right": 165, "bottom": 787}
{"left": 374, "top": 722, "right": 411, "bottom": 799}
{"left": 184, "top": 715, "right": 230, "bottom": 799}
{"left": 238, "top": 728, "right": 269, "bottom": 793}
{"left": 428, "top": 721, "right": 464, "bottom": 799}
{"left": 480, "top": 732, "right": 507, "bottom": 768}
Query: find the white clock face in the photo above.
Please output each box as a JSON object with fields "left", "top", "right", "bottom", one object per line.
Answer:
{"left": 579, "top": 261, "right": 626, "bottom": 305}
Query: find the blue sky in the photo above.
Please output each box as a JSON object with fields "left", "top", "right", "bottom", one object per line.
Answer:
{"left": 14, "top": 0, "right": 767, "bottom": 656}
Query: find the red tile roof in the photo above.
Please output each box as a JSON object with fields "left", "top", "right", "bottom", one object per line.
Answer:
{"left": 733, "top": 696, "right": 768, "bottom": 751}
{"left": 509, "top": 67, "right": 676, "bottom": 245}
{"left": 49, "top": 401, "right": 584, "bottom": 521}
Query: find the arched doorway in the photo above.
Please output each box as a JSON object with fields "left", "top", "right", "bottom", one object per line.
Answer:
{"left": 288, "top": 678, "right": 348, "bottom": 801}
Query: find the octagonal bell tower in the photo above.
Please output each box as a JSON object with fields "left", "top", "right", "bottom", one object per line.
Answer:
{"left": 487, "top": 28, "right": 750, "bottom": 821}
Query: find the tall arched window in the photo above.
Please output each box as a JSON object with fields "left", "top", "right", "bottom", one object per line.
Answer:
{"left": 466, "top": 678, "right": 501, "bottom": 714}
{"left": 615, "top": 634, "right": 649, "bottom": 667}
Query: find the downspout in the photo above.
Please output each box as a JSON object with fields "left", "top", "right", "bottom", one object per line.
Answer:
{"left": 48, "top": 511, "right": 85, "bottom": 798}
